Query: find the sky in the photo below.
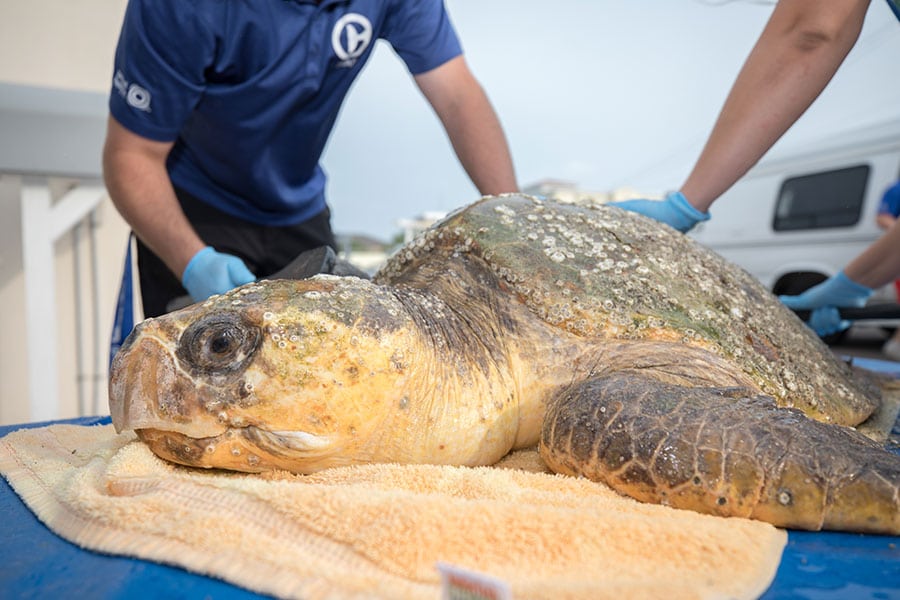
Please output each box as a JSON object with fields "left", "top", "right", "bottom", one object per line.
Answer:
{"left": 320, "top": 0, "right": 900, "bottom": 242}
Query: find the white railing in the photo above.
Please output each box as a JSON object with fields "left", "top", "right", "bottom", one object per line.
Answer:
{"left": 20, "top": 178, "right": 106, "bottom": 421}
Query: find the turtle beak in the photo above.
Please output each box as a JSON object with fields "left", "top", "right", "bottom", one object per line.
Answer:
{"left": 108, "top": 321, "right": 152, "bottom": 433}
{"left": 108, "top": 319, "right": 226, "bottom": 438}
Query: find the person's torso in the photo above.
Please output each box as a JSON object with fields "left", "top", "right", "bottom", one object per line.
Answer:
{"left": 109, "top": 0, "right": 461, "bottom": 225}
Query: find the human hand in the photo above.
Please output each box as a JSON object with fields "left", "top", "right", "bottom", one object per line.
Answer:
{"left": 181, "top": 246, "right": 256, "bottom": 302}
{"left": 608, "top": 191, "right": 710, "bottom": 233}
{"left": 778, "top": 271, "right": 873, "bottom": 336}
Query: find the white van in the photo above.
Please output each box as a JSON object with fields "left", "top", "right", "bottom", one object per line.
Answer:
{"left": 689, "top": 120, "right": 900, "bottom": 330}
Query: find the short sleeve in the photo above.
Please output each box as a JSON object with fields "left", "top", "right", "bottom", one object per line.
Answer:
{"left": 381, "top": 0, "right": 463, "bottom": 75}
{"left": 108, "top": 0, "right": 217, "bottom": 141}
{"left": 878, "top": 181, "right": 900, "bottom": 217}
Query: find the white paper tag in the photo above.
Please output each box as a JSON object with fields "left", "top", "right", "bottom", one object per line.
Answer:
{"left": 436, "top": 562, "right": 512, "bottom": 600}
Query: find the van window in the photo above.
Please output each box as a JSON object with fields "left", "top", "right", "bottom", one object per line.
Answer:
{"left": 773, "top": 165, "right": 870, "bottom": 231}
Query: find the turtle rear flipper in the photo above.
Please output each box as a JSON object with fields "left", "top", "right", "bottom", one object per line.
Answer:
{"left": 539, "top": 372, "right": 900, "bottom": 534}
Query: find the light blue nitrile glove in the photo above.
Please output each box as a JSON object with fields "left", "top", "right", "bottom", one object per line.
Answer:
{"left": 608, "top": 191, "right": 710, "bottom": 233}
{"left": 778, "top": 271, "right": 873, "bottom": 337}
{"left": 181, "top": 246, "right": 256, "bottom": 302}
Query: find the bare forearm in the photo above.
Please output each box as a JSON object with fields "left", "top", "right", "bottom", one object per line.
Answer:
{"left": 844, "top": 220, "right": 900, "bottom": 288}
{"left": 416, "top": 57, "right": 517, "bottom": 196}
{"left": 105, "top": 159, "right": 203, "bottom": 278}
{"left": 442, "top": 88, "right": 517, "bottom": 195}
{"left": 680, "top": 0, "right": 869, "bottom": 212}
{"left": 103, "top": 117, "right": 204, "bottom": 279}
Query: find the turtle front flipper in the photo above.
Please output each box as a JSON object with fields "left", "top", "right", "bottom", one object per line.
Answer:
{"left": 540, "top": 372, "right": 900, "bottom": 534}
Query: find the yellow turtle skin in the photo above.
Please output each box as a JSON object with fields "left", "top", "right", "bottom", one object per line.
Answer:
{"left": 109, "top": 194, "right": 899, "bottom": 534}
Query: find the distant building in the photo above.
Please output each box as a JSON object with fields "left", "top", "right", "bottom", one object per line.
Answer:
{"left": 396, "top": 210, "right": 448, "bottom": 244}
{"left": 336, "top": 233, "right": 390, "bottom": 275}
{"left": 522, "top": 178, "right": 658, "bottom": 204}
{"left": 335, "top": 210, "right": 451, "bottom": 275}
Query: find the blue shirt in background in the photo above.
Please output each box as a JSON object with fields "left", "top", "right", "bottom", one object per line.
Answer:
{"left": 878, "top": 180, "right": 900, "bottom": 218}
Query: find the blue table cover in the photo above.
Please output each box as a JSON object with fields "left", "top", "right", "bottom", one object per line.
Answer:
{"left": 2, "top": 356, "right": 899, "bottom": 599}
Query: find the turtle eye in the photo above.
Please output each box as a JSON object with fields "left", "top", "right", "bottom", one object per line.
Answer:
{"left": 176, "top": 313, "right": 261, "bottom": 376}
{"left": 206, "top": 328, "right": 239, "bottom": 360}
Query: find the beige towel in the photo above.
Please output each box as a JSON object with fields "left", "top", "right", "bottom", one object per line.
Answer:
{"left": 0, "top": 424, "right": 785, "bottom": 600}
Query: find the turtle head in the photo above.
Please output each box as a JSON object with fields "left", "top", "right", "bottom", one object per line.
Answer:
{"left": 108, "top": 276, "right": 421, "bottom": 473}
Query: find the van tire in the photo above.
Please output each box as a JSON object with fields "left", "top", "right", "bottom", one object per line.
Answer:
{"left": 772, "top": 272, "right": 827, "bottom": 296}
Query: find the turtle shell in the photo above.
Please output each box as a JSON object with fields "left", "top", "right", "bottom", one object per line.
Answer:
{"left": 376, "top": 194, "right": 876, "bottom": 426}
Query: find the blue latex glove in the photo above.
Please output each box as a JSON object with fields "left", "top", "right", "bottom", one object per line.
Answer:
{"left": 181, "top": 246, "right": 256, "bottom": 302}
{"left": 608, "top": 191, "right": 710, "bottom": 233}
{"left": 779, "top": 271, "right": 873, "bottom": 336}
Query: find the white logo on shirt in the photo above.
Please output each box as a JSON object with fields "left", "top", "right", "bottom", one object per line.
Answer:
{"left": 331, "top": 13, "right": 372, "bottom": 67}
{"left": 112, "top": 69, "right": 152, "bottom": 112}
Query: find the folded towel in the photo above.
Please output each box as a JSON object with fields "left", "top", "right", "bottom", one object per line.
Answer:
{"left": 0, "top": 424, "right": 785, "bottom": 599}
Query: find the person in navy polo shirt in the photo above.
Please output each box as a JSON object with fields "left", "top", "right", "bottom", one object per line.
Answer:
{"left": 103, "top": 0, "right": 518, "bottom": 317}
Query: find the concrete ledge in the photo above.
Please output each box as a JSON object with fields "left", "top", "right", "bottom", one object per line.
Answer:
{"left": 0, "top": 82, "right": 107, "bottom": 178}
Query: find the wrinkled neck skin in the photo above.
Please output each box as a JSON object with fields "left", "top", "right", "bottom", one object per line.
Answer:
{"left": 374, "top": 253, "right": 578, "bottom": 464}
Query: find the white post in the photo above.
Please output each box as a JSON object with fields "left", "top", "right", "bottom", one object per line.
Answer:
{"left": 20, "top": 180, "right": 105, "bottom": 422}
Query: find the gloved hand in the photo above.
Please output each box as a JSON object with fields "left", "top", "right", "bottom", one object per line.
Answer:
{"left": 181, "top": 246, "right": 256, "bottom": 302}
{"left": 608, "top": 191, "right": 710, "bottom": 233}
{"left": 778, "top": 271, "right": 873, "bottom": 336}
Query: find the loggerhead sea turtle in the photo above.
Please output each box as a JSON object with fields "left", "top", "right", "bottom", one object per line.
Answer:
{"left": 109, "top": 194, "right": 900, "bottom": 534}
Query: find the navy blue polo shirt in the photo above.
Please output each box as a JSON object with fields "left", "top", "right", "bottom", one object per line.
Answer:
{"left": 109, "top": 0, "right": 462, "bottom": 226}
